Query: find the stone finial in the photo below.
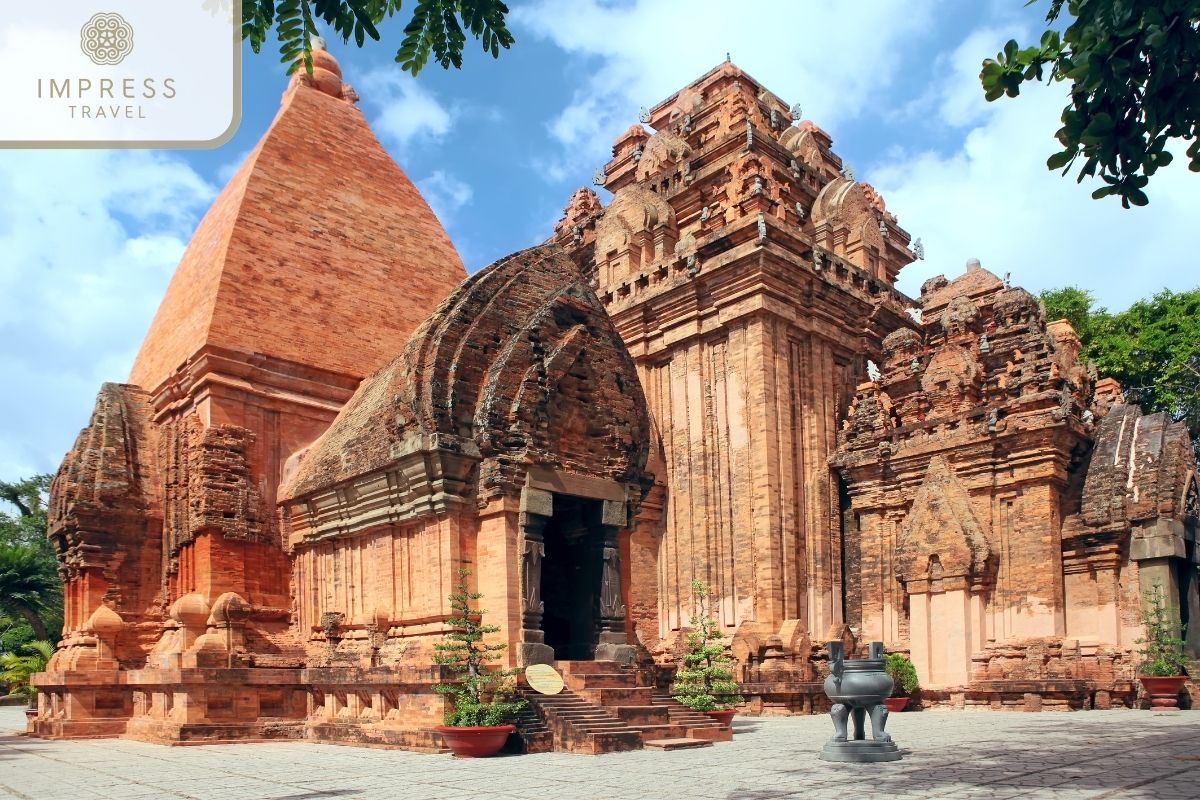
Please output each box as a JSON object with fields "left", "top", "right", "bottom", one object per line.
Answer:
{"left": 638, "top": 106, "right": 651, "bottom": 123}
{"left": 966, "top": 257, "right": 982, "bottom": 272}
{"left": 170, "top": 593, "right": 211, "bottom": 627}
{"left": 290, "top": 36, "right": 356, "bottom": 102}
{"left": 87, "top": 605, "right": 124, "bottom": 635}
{"left": 592, "top": 168, "right": 607, "bottom": 186}
{"left": 912, "top": 237, "right": 925, "bottom": 260}
{"left": 790, "top": 102, "right": 802, "bottom": 121}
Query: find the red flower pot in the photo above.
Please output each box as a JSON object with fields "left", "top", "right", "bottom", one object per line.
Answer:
{"left": 884, "top": 696, "right": 909, "bottom": 713}
{"left": 705, "top": 709, "right": 736, "bottom": 729}
{"left": 435, "top": 724, "right": 515, "bottom": 757}
{"left": 24, "top": 708, "right": 38, "bottom": 722}
{"left": 1139, "top": 676, "right": 1186, "bottom": 709}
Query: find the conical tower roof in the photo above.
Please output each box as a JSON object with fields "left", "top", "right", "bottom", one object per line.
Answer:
{"left": 129, "top": 44, "right": 466, "bottom": 392}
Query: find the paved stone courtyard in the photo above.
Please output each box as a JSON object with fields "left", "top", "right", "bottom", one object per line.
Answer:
{"left": 1, "top": 706, "right": 1198, "bottom": 799}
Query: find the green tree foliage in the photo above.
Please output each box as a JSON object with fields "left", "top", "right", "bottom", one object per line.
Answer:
{"left": 1136, "top": 583, "right": 1189, "bottom": 676}
{"left": 0, "top": 640, "right": 53, "bottom": 698}
{"left": 883, "top": 652, "right": 920, "bottom": 697}
{"left": 670, "top": 580, "right": 744, "bottom": 712}
{"left": 0, "top": 475, "right": 62, "bottom": 647}
{"left": 432, "top": 569, "right": 524, "bottom": 727}
{"left": 980, "top": 0, "right": 1200, "bottom": 207}
{"left": 243, "top": 0, "right": 514, "bottom": 76}
{"left": 1040, "top": 287, "right": 1200, "bottom": 459}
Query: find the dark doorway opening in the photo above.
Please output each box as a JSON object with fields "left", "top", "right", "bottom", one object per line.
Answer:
{"left": 540, "top": 495, "right": 603, "bottom": 660}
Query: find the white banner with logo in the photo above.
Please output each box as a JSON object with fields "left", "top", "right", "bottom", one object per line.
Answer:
{"left": 0, "top": 0, "right": 240, "bottom": 147}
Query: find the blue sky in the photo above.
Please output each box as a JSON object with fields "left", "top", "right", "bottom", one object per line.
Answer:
{"left": 1, "top": 0, "right": 1197, "bottom": 483}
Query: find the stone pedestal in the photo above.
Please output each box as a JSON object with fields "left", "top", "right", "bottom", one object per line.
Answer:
{"left": 820, "top": 739, "right": 901, "bottom": 763}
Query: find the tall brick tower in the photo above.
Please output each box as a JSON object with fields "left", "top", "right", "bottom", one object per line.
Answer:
{"left": 42, "top": 42, "right": 466, "bottom": 738}
{"left": 557, "top": 61, "right": 918, "bottom": 652}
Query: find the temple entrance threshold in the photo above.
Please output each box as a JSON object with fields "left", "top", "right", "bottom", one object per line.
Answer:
{"left": 518, "top": 472, "right": 634, "bottom": 667}
{"left": 541, "top": 496, "right": 603, "bottom": 659}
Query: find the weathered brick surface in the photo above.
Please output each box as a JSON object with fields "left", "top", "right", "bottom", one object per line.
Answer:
{"left": 560, "top": 60, "right": 916, "bottom": 668}
{"left": 36, "top": 59, "right": 1200, "bottom": 750}
{"left": 832, "top": 261, "right": 1199, "bottom": 695}
{"left": 280, "top": 243, "right": 653, "bottom": 675}
{"left": 128, "top": 52, "right": 465, "bottom": 394}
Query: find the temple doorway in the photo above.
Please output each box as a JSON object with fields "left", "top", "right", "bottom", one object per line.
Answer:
{"left": 540, "top": 495, "right": 603, "bottom": 660}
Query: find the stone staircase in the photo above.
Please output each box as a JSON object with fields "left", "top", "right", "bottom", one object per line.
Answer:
{"left": 514, "top": 660, "right": 731, "bottom": 754}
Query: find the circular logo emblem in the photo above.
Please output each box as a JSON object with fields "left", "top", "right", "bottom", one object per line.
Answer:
{"left": 80, "top": 12, "right": 134, "bottom": 66}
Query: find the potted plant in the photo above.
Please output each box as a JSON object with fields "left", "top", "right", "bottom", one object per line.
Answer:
{"left": 883, "top": 652, "right": 919, "bottom": 712}
{"left": 1135, "top": 582, "right": 1189, "bottom": 709}
{"left": 671, "top": 580, "right": 744, "bottom": 729}
{"left": 1, "top": 640, "right": 53, "bottom": 723}
{"left": 432, "top": 570, "right": 525, "bottom": 757}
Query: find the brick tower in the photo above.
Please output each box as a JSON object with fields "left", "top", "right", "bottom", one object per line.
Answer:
{"left": 41, "top": 42, "right": 466, "bottom": 739}
{"left": 556, "top": 61, "right": 918, "bottom": 660}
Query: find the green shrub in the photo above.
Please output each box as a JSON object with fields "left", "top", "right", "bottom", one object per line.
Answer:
{"left": 884, "top": 652, "right": 919, "bottom": 696}
{"left": 432, "top": 570, "right": 525, "bottom": 727}
{"left": 670, "top": 580, "right": 744, "bottom": 712}
{"left": 0, "top": 639, "right": 52, "bottom": 699}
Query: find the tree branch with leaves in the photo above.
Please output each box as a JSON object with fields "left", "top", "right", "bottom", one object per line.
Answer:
{"left": 981, "top": 0, "right": 1200, "bottom": 207}
{"left": 243, "top": 0, "right": 514, "bottom": 75}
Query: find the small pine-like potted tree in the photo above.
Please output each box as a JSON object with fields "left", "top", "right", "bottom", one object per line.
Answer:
{"left": 1136, "top": 582, "right": 1189, "bottom": 709}
{"left": 883, "top": 652, "right": 919, "bottom": 712}
{"left": 432, "top": 570, "right": 526, "bottom": 757}
{"left": 671, "top": 580, "right": 744, "bottom": 729}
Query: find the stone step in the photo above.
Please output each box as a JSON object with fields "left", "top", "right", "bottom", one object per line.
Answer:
{"left": 643, "top": 737, "right": 713, "bottom": 751}
{"left": 688, "top": 725, "right": 733, "bottom": 742}
{"left": 578, "top": 687, "right": 652, "bottom": 706}
{"left": 555, "top": 660, "right": 630, "bottom": 676}
{"left": 571, "top": 730, "right": 642, "bottom": 755}
{"left": 573, "top": 722, "right": 631, "bottom": 732}
{"left": 565, "top": 672, "right": 640, "bottom": 690}
{"left": 631, "top": 723, "right": 695, "bottom": 740}
{"left": 613, "top": 705, "right": 672, "bottom": 726}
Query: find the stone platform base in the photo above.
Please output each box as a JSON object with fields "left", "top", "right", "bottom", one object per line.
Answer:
{"left": 819, "top": 738, "right": 901, "bottom": 762}
{"left": 306, "top": 722, "right": 447, "bottom": 752}
{"left": 125, "top": 719, "right": 304, "bottom": 745}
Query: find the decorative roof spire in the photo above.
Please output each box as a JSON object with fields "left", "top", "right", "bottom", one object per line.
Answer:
{"left": 288, "top": 35, "right": 358, "bottom": 103}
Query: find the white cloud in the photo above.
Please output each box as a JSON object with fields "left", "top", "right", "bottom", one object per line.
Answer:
{"left": 513, "top": 0, "right": 938, "bottom": 179}
{"left": 417, "top": 170, "right": 474, "bottom": 228}
{"left": 871, "top": 26, "right": 1197, "bottom": 311}
{"left": 359, "top": 69, "right": 452, "bottom": 150}
{"left": 0, "top": 150, "right": 213, "bottom": 479}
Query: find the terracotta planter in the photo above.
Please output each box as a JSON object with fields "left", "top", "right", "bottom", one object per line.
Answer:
{"left": 883, "top": 696, "right": 909, "bottom": 713}
{"left": 705, "top": 709, "right": 736, "bottom": 729}
{"left": 1139, "top": 675, "right": 1187, "bottom": 709}
{"left": 24, "top": 708, "right": 37, "bottom": 722}
{"left": 435, "top": 724, "right": 515, "bottom": 757}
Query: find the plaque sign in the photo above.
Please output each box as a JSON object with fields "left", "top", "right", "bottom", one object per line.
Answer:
{"left": 524, "top": 664, "right": 565, "bottom": 695}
